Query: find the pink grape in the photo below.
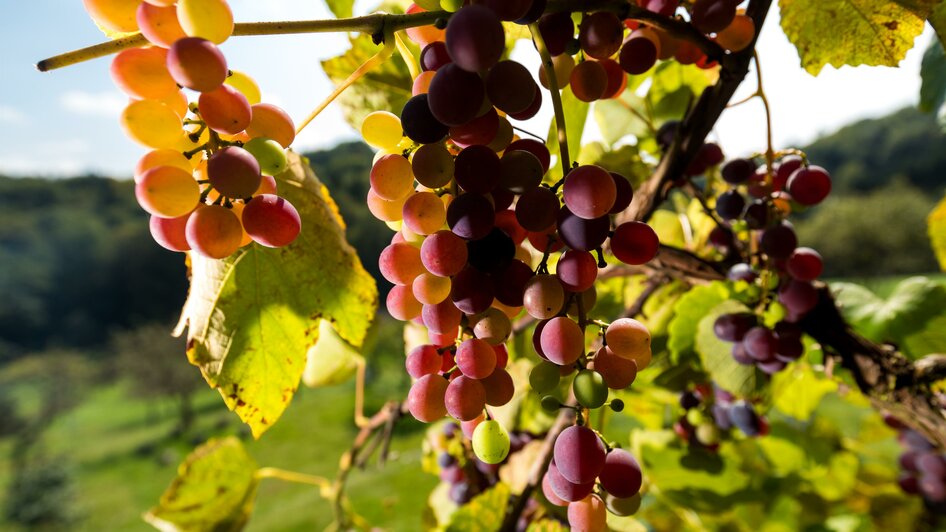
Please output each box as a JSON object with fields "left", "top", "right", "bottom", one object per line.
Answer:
{"left": 540, "top": 317, "right": 585, "bottom": 366}
{"left": 456, "top": 338, "right": 497, "bottom": 379}
{"left": 149, "top": 213, "right": 192, "bottom": 252}
{"left": 553, "top": 425, "right": 607, "bottom": 485}
{"left": 241, "top": 194, "right": 301, "bottom": 247}
{"left": 185, "top": 205, "right": 243, "bottom": 259}
{"left": 406, "top": 344, "right": 442, "bottom": 379}
{"left": 207, "top": 147, "right": 261, "bottom": 199}
{"left": 421, "top": 230, "right": 469, "bottom": 277}
{"left": 611, "top": 221, "right": 660, "bottom": 265}
{"left": 166, "top": 37, "right": 227, "bottom": 92}
{"left": 408, "top": 374, "right": 448, "bottom": 422}
{"left": 556, "top": 250, "right": 598, "bottom": 292}
{"left": 386, "top": 284, "right": 422, "bottom": 321}
{"left": 599, "top": 449, "right": 642, "bottom": 498}
{"left": 445, "top": 375, "right": 487, "bottom": 421}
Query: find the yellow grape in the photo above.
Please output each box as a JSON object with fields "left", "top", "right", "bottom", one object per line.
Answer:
{"left": 136, "top": 2, "right": 185, "bottom": 48}
{"left": 402, "top": 191, "right": 446, "bottom": 235}
{"left": 225, "top": 70, "right": 262, "bottom": 105}
{"left": 157, "top": 89, "right": 189, "bottom": 118}
{"left": 144, "top": 0, "right": 175, "bottom": 6}
{"left": 367, "top": 188, "right": 407, "bottom": 222}
{"left": 361, "top": 111, "right": 403, "bottom": 151}
{"left": 246, "top": 103, "right": 296, "bottom": 148}
{"left": 110, "top": 47, "right": 177, "bottom": 100}
{"left": 121, "top": 99, "right": 183, "bottom": 149}
{"left": 135, "top": 165, "right": 200, "bottom": 218}
{"left": 414, "top": 0, "right": 442, "bottom": 10}
{"left": 134, "top": 149, "right": 191, "bottom": 183}
{"left": 177, "top": 0, "right": 234, "bottom": 44}
{"left": 413, "top": 272, "right": 451, "bottom": 305}
{"left": 82, "top": 0, "right": 141, "bottom": 33}
{"left": 370, "top": 154, "right": 414, "bottom": 200}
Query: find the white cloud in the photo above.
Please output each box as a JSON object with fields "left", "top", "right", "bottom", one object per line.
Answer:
{"left": 0, "top": 155, "right": 85, "bottom": 176}
{"left": 60, "top": 90, "right": 126, "bottom": 118}
{"left": 0, "top": 105, "right": 26, "bottom": 124}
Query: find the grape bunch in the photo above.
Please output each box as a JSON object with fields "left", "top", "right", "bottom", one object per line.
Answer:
{"left": 674, "top": 385, "right": 767, "bottom": 449}
{"left": 541, "top": 425, "right": 644, "bottom": 529}
{"left": 84, "top": 0, "right": 301, "bottom": 259}
{"left": 886, "top": 414, "right": 946, "bottom": 512}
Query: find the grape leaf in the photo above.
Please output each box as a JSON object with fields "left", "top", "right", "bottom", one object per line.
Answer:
{"left": 323, "top": 0, "right": 354, "bottom": 19}
{"left": 831, "top": 277, "right": 946, "bottom": 347}
{"left": 526, "top": 520, "right": 569, "bottom": 532}
{"left": 144, "top": 437, "right": 259, "bottom": 531}
{"left": 919, "top": 38, "right": 946, "bottom": 126}
{"left": 694, "top": 300, "right": 762, "bottom": 396}
{"left": 321, "top": 30, "right": 414, "bottom": 131}
{"left": 780, "top": 0, "right": 934, "bottom": 75}
{"left": 445, "top": 483, "right": 511, "bottom": 532}
{"left": 770, "top": 364, "right": 838, "bottom": 420}
{"left": 929, "top": 194, "right": 946, "bottom": 271}
{"left": 176, "top": 152, "right": 377, "bottom": 437}
{"left": 302, "top": 320, "right": 364, "bottom": 387}
{"left": 667, "top": 282, "right": 730, "bottom": 364}
{"left": 904, "top": 314, "right": 946, "bottom": 358}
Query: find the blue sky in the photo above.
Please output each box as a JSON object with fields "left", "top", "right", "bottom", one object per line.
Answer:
{"left": 0, "top": 1, "right": 934, "bottom": 178}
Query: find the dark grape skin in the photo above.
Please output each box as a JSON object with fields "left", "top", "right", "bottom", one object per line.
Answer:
{"left": 598, "top": 449, "right": 643, "bottom": 499}
{"left": 546, "top": 461, "right": 595, "bottom": 502}
{"left": 556, "top": 249, "right": 598, "bottom": 292}
{"left": 570, "top": 60, "right": 609, "bottom": 102}
{"left": 486, "top": 60, "right": 537, "bottom": 115}
{"left": 508, "top": 89, "right": 543, "bottom": 121}
{"left": 557, "top": 207, "right": 610, "bottom": 252}
{"left": 728, "top": 263, "right": 758, "bottom": 282}
{"left": 579, "top": 11, "right": 624, "bottom": 59}
{"left": 427, "top": 64, "right": 486, "bottom": 127}
{"left": 451, "top": 266, "right": 494, "bottom": 315}
{"left": 516, "top": 187, "right": 560, "bottom": 231}
{"left": 713, "top": 313, "right": 758, "bottom": 342}
{"left": 743, "top": 200, "right": 769, "bottom": 230}
{"left": 455, "top": 145, "right": 501, "bottom": 194}
{"left": 466, "top": 228, "right": 516, "bottom": 274}
{"left": 538, "top": 12, "right": 575, "bottom": 56}
{"left": 787, "top": 247, "right": 824, "bottom": 281}
{"left": 515, "top": 0, "right": 547, "bottom": 24}
{"left": 494, "top": 209, "right": 527, "bottom": 244}
{"left": 690, "top": 0, "right": 738, "bottom": 34}
{"left": 729, "top": 401, "right": 762, "bottom": 436}
{"left": 760, "top": 222, "right": 797, "bottom": 260}
{"left": 708, "top": 225, "right": 734, "bottom": 251}
{"left": 715, "top": 190, "right": 746, "bottom": 220}
{"left": 447, "top": 193, "right": 496, "bottom": 240}
{"left": 787, "top": 165, "right": 832, "bottom": 206}
{"left": 611, "top": 221, "right": 660, "bottom": 265}
{"left": 506, "top": 139, "right": 551, "bottom": 173}
{"left": 779, "top": 279, "right": 818, "bottom": 315}
{"left": 743, "top": 326, "right": 778, "bottom": 361}
{"left": 494, "top": 259, "right": 534, "bottom": 307}
{"left": 610, "top": 173, "right": 634, "bottom": 213}
{"left": 774, "top": 155, "right": 803, "bottom": 191}
{"left": 449, "top": 108, "right": 499, "bottom": 147}
{"left": 619, "top": 33, "right": 658, "bottom": 75}
{"left": 420, "top": 41, "right": 452, "bottom": 71}
{"left": 401, "top": 94, "right": 449, "bottom": 144}
{"left": 446, "top": 5, "right": 505, "bottom": 72}
{"left": 499, "top": 150, "right": 544, "bottom": 194}
{"left": 656, "top": 120, "right": 679, "bottom": 151}
{"left": 731, "top": 342, "right": 754, "bottom": 365}
{"left": 722, "top": 158, "right": 756, "bottom": 184}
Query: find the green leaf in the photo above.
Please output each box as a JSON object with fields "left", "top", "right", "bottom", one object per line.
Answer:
{"left": 919, "top": 38, "right": 946, "bottom": 121}
{"left": 176, "top": 153, "right": 377, "bottom": 437}
{"left": 780, "top": 0, "right": 934, "bottom": 75}
{"left": 526, "top": 520, "right": 569, "bottom": 532}
{"left": 757, "top": 436, "right": 808, "bottom": 476}
{"left": 594, "top": 92, "right": 652, "bottom": 145}
{"left": 770, "top": 364, "right": 838, "bottom": 420}
{"left": 546, "top": 86, "right": 589, "bottom": 179}
{"left": 929, "top": 194, "right": 946, "bottom": 270}
{"left": 321, "top": 31, "right": 414, "bottom": 130}
{"left": 904, "top": 314, "right": 946, "bottom": 357}
{"left": 695, "top": 300, "right": 762, "bottom": 396}
{"left": 649, "top": 210, "right": 687, "bottom": 249}
{"left": 445, "top": 483, "right": 511, "bottom": 532}
{"left": 929, "top": 0, "right": 946, "bottom": 46}
{"left": 667, "top": 281, "right": 730, "bottom": 364}
{"left": 145, "top": 437, "right": 259, "bottom": 531}
{"left": 323, "top": 0, "right": 354, "bottom": 19}
{"left": 831, "top": 277, "right": 946, "bottom": 344}
{"left": 302, "top": 320, "right": 364, "bottom": 387}
{"left": 804, "top": 451, "right": 860, "bottom": 501}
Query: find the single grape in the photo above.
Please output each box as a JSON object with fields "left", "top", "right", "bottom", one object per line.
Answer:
{"left": 445, "top": 375, "right": 487, "bottom": 421}
{"left": 499, "top": 150, "right": 544, "bottom": 194}
{"left": 176, "top": 0, "right": 234, "bottom": 44}
{"left": 508, "top": 88, "right": 543, "bottom": 120}
{"left": 408, "top": 374, "right": 449, "bottom": 422}
{"left": 589, "top": 347, "right": 638, "bottom": 389}
{"left": 610, "top": 173, "right": 634, "bottom": 213}
{"left": 472, "top": 419, "right": 510, "bottom": 464}
{"left": 715, "top": 189, "right": 746, "bottom": 220}
{"left": 246, "top": 103, "right": 296, "bottom": 148}
{"left": 451, "top": 266, "right": 494, "bottom": 315}
{"left": 447, "top": 193, "right": 495, "bottom": 240}
{"left": 538, "top": 12, "right": 574, "bottom": 56}
{"left": 445, "top": 5, "right": 505, "bottom": 72}
{"left": 573, "top": 370, "right": 608, "bottom": 409}
{"left": 401, "top": 94, "right": 449, "bottom": 144}
{"left": 713, "top": 312, "right": 757, "bottom": 342}
{"left": 486, "top": 60, "right": 537, "bottom": 115}
{"left": 760, "top": 222, "right": 798, "bottom": 260}
{"left": 456, "top": 338, "right": 497, "bottom": 379}
{"left": 411, "top": 143, "right": 454, "bottom": 188}
{"left": 570, "top": 60, "right": 609, "bottom": 103}
{"left": 542, "top": 473, "right": 570, "bottom": 507}
{"left": 546, "top": 461, "right": 595, "bottom": 502}
{"left": 787, "top": 165, "right": 832, "bottom": 206}
{"left": 428, "top": 63, "right": 486, "bottom": 127}
{"left": 420, "top": 41, "right": 452, "bottom": 72}
{"left": 563, "top": 165, "right": 617, "bottom": 219}
{"left": 611, "top": 221, "right": 660, "bottom": 265}
{"left": 567, "top": 495, "right": 607, "bottom": 532}
{"left": 743, "top": 200, "right": 769, "bottom": 229}
{"left": 481, "top": 368, "right": 515, "bottom": 406}
{"left": 241, "top": 194, "right": 301, "bottom": 248}
{"left": 243, "top": 138, "right": 288, "bottom": 177}
{"left": 449, "top": 108, "right": 499, "bottom": 147}
{"left": 455, "top": 145, "right": 501, "bottom": 194}
{"left": 556, "top": 250, "right": 598, "bottom": 292}
{"left": 225, "top": 70, "right": 262, "bottom": 105}
{"left": 149, "top": 213, "right": 192, "bottom": 252}
{"left": 774, "top": 155, "right": 803, "bottom": 191}
{"left": 208, "top": 147, "right": 262, "bottom": 199}
{"left": 404, "top": 192, "right": 447, "bottom": 235}
{"left": 370, "top": 154, "right": 414, "bottom": 201}
{"left": 619, "top": 29, "right": 660, "bottom": 75}
{"left": 554, "top": 425, "right": 607, "bottom": 485}
{"left": 523, "top": 274, "right": 566, "bottom": 320}
{"left": 82, "top": 0, "right": 139, "bottom": 32}
{"left": 579, "top": 11, "right": 624, "bottom": 59}
{"left": 422, "top": 299, "right": 463, "bottom": 334}
{"left": 135, "top": 149, "right": 191, "bottom": 183}
{"left": 386, "top": 284, "right": 422, "bottom": 321}
{"left": 472, "top": 308, "right": 512, "bottom": 345}
{"left": 413, "top": 272, "right": 452, "bottom": 305}
{"left": 121, "top": 99, "right": 183, "bottom": 149}
{"left": 599, "top": 449, "right": 642, "bottom": 498}
{"left": 605, "top": 493, "right": 642, "bottom": 517}
{"left": 605, "top": 318, "right": 652, "bottom": 368}
{"left": 361, "top": 111, "right": 403, "bottom": 151}
{"left": 406, "top": 344, "right": 443, "bottom": 378}
{"left": 743, "top": 326, "right": 778, "bottom": 362}
{"left": 716, "top": 14, "right": 756, "bottom": 52}
{"left": 136, "top": 165, "right": 199, "bottom": 218}
{"left": 540, "top": 316, "right": 585, "bottom": 366}
{"left": 379, "top": 242, "right": 425, "bottom": 285}
{"left": 185, "top": 204, "right": 243, "bottom": 259}
{"left": 690, "top": 0, "right": 738, "bottom": 33}
{"left": 167, "top": 37, "right": 227, "bottom": 92}
{"left": 367, "top": 188, "right": 408, "bottom": 222}
{"left": 557, "top": 208, "right": 610, "bottom": 252}
{"left": 530, "top": 361, "right": 561, "bottom": 393}
{"left": 468, "top": 228, "right": 515, "bottom": 273}
{"left": 421, "top": 230, "right": 469, "bottom": 277}
{"left": 779, "top": 279, "right": 818, "bottom": 315}
{"left": 516, "top": 186, "right": 560, "bottom": 232}
{"left": 729, "top": 401, "right": 762, "bottom": 436}
{"left": 198, "top": 84, "right": 252, "bottom": 135}
{"left": 722, "top": 158, "right": 756, "bottom": 184}
{"left": 787, "top": 247, "right": 824, "bottom": 281}
{"left": 538, "top": 53, "right": 575, "bottom": 90}
{"left": 110, "top": 47, "right": 177, "bottom": 100}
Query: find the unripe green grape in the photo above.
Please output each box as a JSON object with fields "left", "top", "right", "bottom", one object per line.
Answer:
{"left": 695, "top": 422, "right": 720, "bottom": 445}
{"left": 472, "top": 420, "right": 510, "bottom": 464}
{"left": 573, "top": 370, "right": 608, "bottom": 409}
{"left": 530, "top": 361, "right": 561, "bottom": 393}
{"left": 609, "top": 399, "right": 625, "bottom": 412}
{"left": 415, "top": 0, "right": 442, "bottom": 10}
{"left": 604, "top": 493, "right": 641, "bottom": 517}
{"left": 686, "top": 409, "right": 705, "bottom": 426}
{"left": 244, "top": 137, "right": 288, "bottom": 177}
{"left": 441, "top": 0, "right": 464, "bottom": 12}
{"left": 541, "top": 395, "right": 561, "bottom": 412}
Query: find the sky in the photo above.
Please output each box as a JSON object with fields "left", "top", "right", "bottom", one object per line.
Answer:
{"left": 0, "top": 1, "right": 934, "bottom": 178}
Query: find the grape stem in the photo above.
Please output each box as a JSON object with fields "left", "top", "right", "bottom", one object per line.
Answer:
{"left": 393, "top": 32, "right": 421, "bottom": 81}
{"left": 530, "top": 22, "right": 571, "bottom": 176}
{"left": 255, "top": 467, "right": 333, "bottom": 493}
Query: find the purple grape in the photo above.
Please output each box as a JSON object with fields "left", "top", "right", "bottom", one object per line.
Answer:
{"left": 713, "top": 313, "right": 758, "bottom": 342}
{"left": 729, "top": 401, "right": 762, "bottom": 436}
{"left": 743, "top": 326, "right": 778, "bottom": 361}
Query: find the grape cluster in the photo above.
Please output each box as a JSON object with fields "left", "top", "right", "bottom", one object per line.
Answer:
{"left": 674, "top": 385, "right": 767, "bottom": 449}
{"left": 542, "top": 426, "right": 643, "bottom": 529}
{"left": 84, "top": 0, "right": 301, "bottom": 259}
{"left": 886, "top": 415, "right": 946, "bottom": 512}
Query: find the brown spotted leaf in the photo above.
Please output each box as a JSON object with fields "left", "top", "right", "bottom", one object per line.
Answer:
{"left": 175, "top": 152, "right": 377, "bottom": 438}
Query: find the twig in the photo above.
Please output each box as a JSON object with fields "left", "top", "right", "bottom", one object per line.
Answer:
{"left": 394, "top": 32, "right": 421, "bottom": 80}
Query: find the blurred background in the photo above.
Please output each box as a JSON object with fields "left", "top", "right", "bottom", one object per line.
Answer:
{"left": 1, "top": 1, "right": 944, "bottom": 531}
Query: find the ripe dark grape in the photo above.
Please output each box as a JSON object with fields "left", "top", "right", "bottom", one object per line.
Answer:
{"left": 760, "top": 222, "right": 798, "bottom": 260}
{"left": 773, "top": 155, "right": 803, "bottom": 191}
{"left": 779, "top": 279, "right": 818, "bottom": 315}
{"left": 542, "top": 472, "right": 570, "bottom": 507}
{"left": 208, "top": 147, "right": 261, "bottom": 199}
{"left": 401, "top": 94, "right": 449, "bottom": 144}
{"left": 516, "top": 186, "right": 560, "bottom": 231}
{"left": 445, "top": 5, "right": 505, "bottom": 72}
{"left": 449, "top": 109, "right": 499, "bottom": 147}
{"left": 758, "top": 359, "right": 787, "bottom": 374}
{"left": 540, "top": 316, "right": 585, "bottom": 366}
{"left": 557, "top": 208, "right": 610, "bottom": 251}
{"left": 538, "top": 12, "right": 575, "bottom": 56}
{"left": 486, "top": 60, "right": 537, "bottom": 115}
{"left": 499, "top": 150, "right": 544, "bottom": 194}
{"left": 690, "top": 0, "right": 738, "bottom": 34}
{"left": 506, "top": 139, "right": 551, "bottom": 173}
{"left": 708, "top": 225, "right": 734, "bottom": 251}
{"left": 743, "top": 326, "right": 778, "bottom": 362}
{"left": 570, "top": 60, "right": 609, "bottom": 102}
{"left": 445, "top": 375, "right": 487, "bottom": 421}
{"left": 471, "top": 0, "right": 532, "bottom": 21}
{"left": 553, "top": 425, "right": 607, "bottom": 485}
{"left": 494, "top": 259, "right": 534, "bottom": 307}
{"left": 508, "top": 89, "right": 542, "bottom": 120}
{"left": 715, "top": 189, "right": 746, "bottom": 220}
{"left": 722, "top": 158, "right": 756, "bottom": 184}
{"left": 241, "top": 194, "right": 301, "bottom": 248}
{"left": 467, "top": 228, "right": 516, "bottom": 273}
{"left": 447, "top": 193, "right": 495, "bottom": 240}
{"left": 579, "top": 11, "right": 624, "bottom": 59}
{"left": 167, "top": 37, "right": 227, "bottom": 92}
{"left": 611, "top": 221, "right": 660, "bottom": 265}
{"left": 743, "top": 200, "right": 769, "bottom": 229}
{"left": 427, "top": 64, "right": 486, "bottom": 127}
{"left": 451, "top": 266, "right": 494, "bottom": 314}
{"left": 421, "top": 230, "right": 469, "bottom": 277}
{"left": 619, "top": 30, "right": 659, "bottom": 75}
{"left": 481, "top": 368, "right": 515, "bottom": 406}
{"left": 729, "top": 401, "right": 762, "bottom": 436}
{"left": 727, "top": 263, "right": 758, "bottom": 282}
{"left": 455, "top": 145, "right": 501, "bottom": 194}
{"left": 420, "top": 41, "right": 452, "bottom": 71}
{"left": 787, "top": 247, "right": 824, "bottom": 281}
{"left": 599, "top": 449, "right": 642, "bottom": 498}
{"left": 610, "top": 172, "right": 634, "bottom": 213}
{"left": 600, "top": 58, "right": 627, "bottom": 98}
{"left": 563, "top": 165, "right": 617, "bottom": 219}
{"left": 516, "top": 0, "right": 547, "bottom": 24}
{"left": 546, "top": 461, "right": 595, "bottom": 502}
{"left": 556, "top": 250, "right": 598, "bottom": 292}
{"left": 787, "top": 165, "right": 832, "bottom": 206}
{"left": 713, "top": 313, "right": 757, "bottom": 342}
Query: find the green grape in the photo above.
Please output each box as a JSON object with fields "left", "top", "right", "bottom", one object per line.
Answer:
{"left": 361, "top": 111, "right": 403, "bottom": 152}
{"left": 225, "top": 70, "right": 261, "bottom": 105}
{"left": 573, "top": 370, "right": 608, "bottom": 409}
{"left": 695, "top": 422, "right": 721, "bottom": 445}
{"left": 472, "top": 420, "right": 510, "bottom": 464}
{"left": 541, "top": 395, "right": 561, "bottom": 412}
{"left": 415, "top": 0, "right": 442, "bottom": 10}
{"left": 530, "top": 361, "right": 561, "bottom": 393}
{"left": 244, "top": 137, "right": 288, "bottom": 177}
{"left": 121, "top": 99, "right": 183, "bottom": 149}
{"left": 604, "top": 493, "right": 642, "bottom": 517}
{"left": 441, "top": 0, "right": 464, "bottom": 12}
{"left": 177, "top": 0, "right": 234, "bottom": 44}
{"left": 686, "top": 409, "right": 704, "bottom": 426}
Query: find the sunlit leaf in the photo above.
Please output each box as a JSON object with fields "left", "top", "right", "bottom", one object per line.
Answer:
{"left": 546, "top": 86, "right": 589, "bottom": 179}
{"left": 667, "top": 281, "right": 730, "bottom": 364}
{"left": 695, "top": 300, "right": 762, "bottom": 396}
{"left": 323, "top": 0, "right": 354, "bottom": 19}
{"left": 176, "top": 152, "right": 377, "bottom": 437}
{"left": 302, "top": 320, "right": 364, "bottom": 387}
{"left": 929, "top": 194, "right": 946, "bottom": 270}
{"left": 145, "top": 437, "right": 258, "bottom": 532}
{"left": 771, "top": 364, "right": 838, "bottom": 420}
{"left": 445, "top": 483, "right": 511, "bottom": 531}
